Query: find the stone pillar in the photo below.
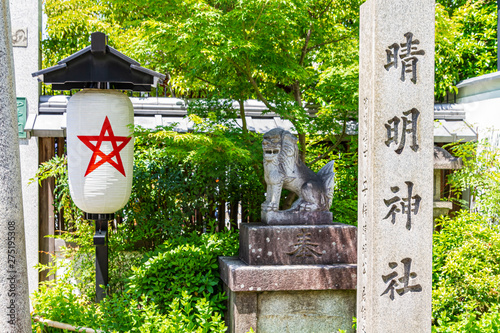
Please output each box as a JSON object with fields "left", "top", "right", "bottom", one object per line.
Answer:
{"left": 358, "top": 1, "right": 435, "bottom": 332}
{"left": 9, "top": 0, "right": 41, "bottom": 297}
{"left": 0, "top": 0, "right": 32, "bottom": 331}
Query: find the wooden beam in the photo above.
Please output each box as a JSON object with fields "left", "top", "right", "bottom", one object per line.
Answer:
{"left": 39, "top": 137, "right": 56, "bottom": 282}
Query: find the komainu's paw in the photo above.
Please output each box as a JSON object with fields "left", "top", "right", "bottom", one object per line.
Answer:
{"left": 262, "top": 202, "right": 279, "bottom": 212}
{"left": 299, "top": 202, "right": 318, "bottom": 212}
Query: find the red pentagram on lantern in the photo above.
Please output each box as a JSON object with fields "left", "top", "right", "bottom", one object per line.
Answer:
{"left": 78, "top": 116, "right": 132, "bottom": 177}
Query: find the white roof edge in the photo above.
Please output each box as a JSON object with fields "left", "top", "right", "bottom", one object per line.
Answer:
{"left": 456, "top": 71, "right": 500, "bottom": 89}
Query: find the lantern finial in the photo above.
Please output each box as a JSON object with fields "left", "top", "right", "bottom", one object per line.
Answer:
{"left": 91, "top": 32, "right": 107, "bottom": 55}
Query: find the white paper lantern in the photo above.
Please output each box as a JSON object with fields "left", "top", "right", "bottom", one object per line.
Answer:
{"left": 67, "top": 89, "right": 134, "bottom": 214}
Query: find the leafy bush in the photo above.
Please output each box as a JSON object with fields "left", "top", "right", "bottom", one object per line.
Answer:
{"left": 32, "top": 230, "right": 237, "bottom": 332}
{"left": 432, "top": 211, "right": 500, "bottom": 330}
{"left": 120, "top": 126, "right": 264, "bottom": 249}
{"left": 97, "top": 291, "right": 227, "bottom": 333}
{"left": 32, "top": 280, "right": 99, "bottom": 332}
{"left": 432, "top": 141, "right": 500, "bottom": 332}
{"left": 32, "top": 281, "right": 228, "bottom": 333}
{"left": 33, "top": 125, "right": 264, "bottom": 251}
{"left": 127, "top": 230, "right": 239, "bottom": 311}
{"left": 31, "top": 255, "right": 102, "bottom": 332}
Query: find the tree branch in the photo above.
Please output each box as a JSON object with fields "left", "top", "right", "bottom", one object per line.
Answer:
{"left": 316, "top": 0, "right": 334, "bottom": 19}
{"left": 226, "top": 56, "right": 277, "bottom": 112}
{"left": 194, "top": 75, "right": 220, "bottom": 88}
{"left": 305, "top": 36, "right": 353, "bottom": 53}
{"left": 299, "top": 26, "right": 313, "bottom": 66}
{"left": 238, "top": 99, "right": 248, "bottom": 135}
{"left": 249, "top": 1, "right": 268, "bottom": 35}
{"left": 309, "top": 117, "right": 348, "bottom": 165}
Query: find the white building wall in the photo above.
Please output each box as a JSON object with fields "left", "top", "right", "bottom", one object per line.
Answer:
{"left": 9, "top": 0, "right": 42, "bottom": 299}
{"left": 457, "top": 72, "right": 500, "bottom": 146}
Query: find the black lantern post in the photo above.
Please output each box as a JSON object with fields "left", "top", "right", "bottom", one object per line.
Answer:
{"left": 33, "top": 32, "right": 165, "bottom": 302}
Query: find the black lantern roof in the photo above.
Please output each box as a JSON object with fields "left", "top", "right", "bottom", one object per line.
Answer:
{"left": 32, "top": 32, "right": 166, "bottom": 92}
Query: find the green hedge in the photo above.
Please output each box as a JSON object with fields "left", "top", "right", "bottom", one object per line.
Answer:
{"left": 32, "top": 230, "right": 238, "bottom": 333}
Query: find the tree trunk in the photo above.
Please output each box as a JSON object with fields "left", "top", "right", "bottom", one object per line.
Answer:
{"left": 229, "top": 196, "right": 239, "bottom": 230}
{"left": 298, "top": 132, "right": 307, "bottom": 163}
{"left": 217, "top": 200, "right": 226, "bottom": 232}
{"left": 195, "top": 209, "right": 203, "bottom": 232}
{"left": 238, "top": 99, "right": 248, "bottom": 135}
{"left": 292, "top": 80, "right": 307, "bottom": 163}
{"left": 241, "top": 201, "right": 248, "bottom": 224}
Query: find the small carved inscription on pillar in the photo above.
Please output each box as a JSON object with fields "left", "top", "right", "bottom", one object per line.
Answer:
{"left": 12, "top": 28, "right": 27, "bottom": 47}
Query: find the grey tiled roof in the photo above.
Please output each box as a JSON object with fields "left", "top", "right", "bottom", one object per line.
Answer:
{"left": 25, "top": 96, "right": 477, "bottom": 143}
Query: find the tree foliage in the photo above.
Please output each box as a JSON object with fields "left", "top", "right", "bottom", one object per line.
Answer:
{"left": 117, "top": 0, "right": 361, "bottom": 139}
{"left": 43, "top": 0, "right": 361, "bottom": 155}
{"left": 435, "top": 0, "right": 497, "bottom": 100}
{"left": 432, "top": 142, "right": 500, "bottom": 332}
{"left": 43, "top": 0, "right": 500, "bottom": 115}
{"left": 447, "top": 140, "right": 500, "bottom": 221}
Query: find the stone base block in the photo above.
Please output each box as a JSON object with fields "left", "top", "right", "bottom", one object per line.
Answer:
{"left": 219, "top": 257, "right": 356, "bottom": 333}
{"left": 262, "top": 210, "right": 333, "bottom": 225}
{"left": 239, "top": 223, "right": 357, "bottom": 265}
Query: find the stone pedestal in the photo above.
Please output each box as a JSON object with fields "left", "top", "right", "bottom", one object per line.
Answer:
{"left": 239, "top": 223, "right": 357, "bottom": 265}
{"left": 220, "top": 257, "right": 356, "bottom": 333}
{"left": 220, "top": 221, "right": 357, "bottom": 333}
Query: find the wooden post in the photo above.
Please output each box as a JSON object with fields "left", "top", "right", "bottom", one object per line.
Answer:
{"left": 56, "top": 137, "right": 65, "bottom": 233}
{"left": 39, "top": 137, "right": 56, "bottom": 282}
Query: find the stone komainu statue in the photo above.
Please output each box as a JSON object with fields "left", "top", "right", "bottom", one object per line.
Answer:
{"left": 261, "top": 128, "right": 335, "bottom": 213}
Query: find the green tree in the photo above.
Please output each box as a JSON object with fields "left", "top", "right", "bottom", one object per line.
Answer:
{"left": 43, "top": 0, "right": 361, "bottom": 158}
{"left": 42, "top": 0, "right": 127, "bottom": 68}
{"left": 432, "top": 211, "right": 500, "bottom": 332}
{"left": 42, "top": 0, "right": 362, "bottom": 214}
{"left": 435, "top": 0, "right": 497, "bottom": 100}
{"left": 447, "top": 140, "right": 500, "bottom": 221}
{"left": 118, "top": 0, "right": 361, "bottom": 159}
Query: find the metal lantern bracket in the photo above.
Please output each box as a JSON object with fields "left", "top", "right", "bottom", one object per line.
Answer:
{"left": 32, "top": 32, "right": 166, "bottom": 91}
{"left": 85, "top": 213, "right": 113, "bottom": 303}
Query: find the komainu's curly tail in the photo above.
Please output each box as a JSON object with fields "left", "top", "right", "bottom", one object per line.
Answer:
{"left": 317, "top": 160, "right": 335, "bottom": 209}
